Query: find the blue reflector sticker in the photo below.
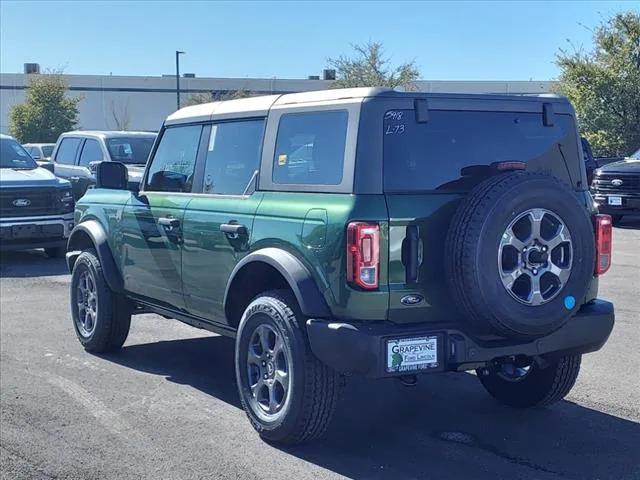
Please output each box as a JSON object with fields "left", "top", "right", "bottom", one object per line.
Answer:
{"left": 564, "top": 296, "right": 576, "bottom": 310}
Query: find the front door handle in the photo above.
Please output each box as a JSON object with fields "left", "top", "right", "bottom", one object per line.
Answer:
{"left": 158, "top": 217, "right": 180, "bottom": 229}
{"left": 220, "top": 223, "right": 247, "bottom": 236}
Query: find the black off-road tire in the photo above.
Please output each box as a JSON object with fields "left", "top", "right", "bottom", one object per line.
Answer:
{"left": 235, "top": 290, "right": 338, "bottom": 445}
{"left": 70, "top": 249, "right": 132, "bottom": 353}
{"left": 478, "top": 355, "right": 582, "bottom": 407}
{"left": 445, "top": 172, "right": 596, "bottom": 338}
{"left": 45, "top": 246, "right": 66, "bottom": 258}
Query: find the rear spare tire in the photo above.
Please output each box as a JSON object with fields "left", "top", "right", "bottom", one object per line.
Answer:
{"left": 445, "top": 172, "right": 595, "bottom": 338}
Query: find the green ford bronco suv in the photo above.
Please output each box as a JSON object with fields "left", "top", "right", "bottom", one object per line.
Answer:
{"left": 66, "top": 88, "right": 615, "bottom": 444}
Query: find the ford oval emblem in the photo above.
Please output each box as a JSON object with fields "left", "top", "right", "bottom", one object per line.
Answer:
{"left": 401, "top": 294, "right": 424, "bottom": 306}
{"left": 12, "top": 198, "right": 31, "bottom": 207}
{"left": 611, "top": 179, "right": 623, "bottom": 187}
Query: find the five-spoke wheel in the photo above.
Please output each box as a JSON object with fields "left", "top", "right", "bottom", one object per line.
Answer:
{"left": 499, "top": 208, "right": 573, "bottom": 306}
{"left": 75, "top": 269, "right": 98, "bottom": 337}
{"left": 246, "top": 324, "right": 290, "bottom": 416}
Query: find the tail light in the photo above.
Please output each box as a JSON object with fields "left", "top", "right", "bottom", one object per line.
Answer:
{"left": 346, "top": 222, "right": 380, "bottom": 290}
{"left": 594, "top": 214, "right": 612, "bottom": 275}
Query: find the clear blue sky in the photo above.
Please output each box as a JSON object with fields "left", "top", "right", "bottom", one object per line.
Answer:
{"left": 1, "top": 0, "right": 637, "bottom": 80}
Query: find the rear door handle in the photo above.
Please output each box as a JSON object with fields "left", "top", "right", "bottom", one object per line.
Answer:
{"left": 220, "top": 223, "right": 247, "bottom": 236}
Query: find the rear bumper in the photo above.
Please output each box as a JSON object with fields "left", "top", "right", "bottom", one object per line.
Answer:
{"left": 307, "top": 300, "right": 615, "bottom": 378}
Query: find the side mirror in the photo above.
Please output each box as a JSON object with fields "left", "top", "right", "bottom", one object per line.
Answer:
{"left": 127, "top": 179, "right": 141, "bottom": 193}
{"left": 96, "top": 162, "right": 128, "bottom": 190}
{"left": 148, "top": 170, "right": 187, "bottom": 192}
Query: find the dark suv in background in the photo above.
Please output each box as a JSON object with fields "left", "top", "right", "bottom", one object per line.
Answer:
{"left": 1, "top": 134, "right": 74, "bottom": 257}
{"left": 591, "top": 147, "right": 640, "bottom": 224}
{"left": 66, "top": 88, "right": 614, "bottom": 444}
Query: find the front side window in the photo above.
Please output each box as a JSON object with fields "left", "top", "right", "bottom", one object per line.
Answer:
{"left": 0, "top": 138, "right": 37, "bottom": 169}
{"left": 273, "top": 110, "right": 348, "bottom": 185}
{"left": 145, "top": 126, "right": 202, "bottom": 193}
{"left": 106, "top": 137, "right": 155, "bottom": 165}
{"left": 203, "top": 119, "right": 265, "bottom": 195}
{"left": 55, "top": 138, "right": 82, "bottom": 165}
{"left": 78, "top": 139, "right": 103, "bottom": 167}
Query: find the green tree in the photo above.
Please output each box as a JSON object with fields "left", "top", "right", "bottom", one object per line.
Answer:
{"left": 327, "top": 41, "right": 420, "bottom": 90}
{"left": 9, "top": 74, "right": 80, "bottom": 143}
{"left": 185, "top": 89, "right": 254, "bottom": 106}
{"left": 555, "top": 12, "right": 640, "bottom": 157}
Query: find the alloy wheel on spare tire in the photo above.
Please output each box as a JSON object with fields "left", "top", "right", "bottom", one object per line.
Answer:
{"left": 235, "top": 290, "right": 338, "bottom": 445}
{"left": 445, "top": 172, "right": 595, "bottom": 338}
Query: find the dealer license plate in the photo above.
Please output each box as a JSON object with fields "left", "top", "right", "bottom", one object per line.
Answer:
{"left": 608, "top": 196, "right": 622, "bottom": 206}
{"left": 386, "top": 336, "right": 439, "bottom": 373}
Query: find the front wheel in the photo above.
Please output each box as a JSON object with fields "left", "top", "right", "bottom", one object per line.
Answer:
{"left": 235, "top": 290, "right": 338, "bottom": 444}
{"left": 70, "top": 249, "right": 132, "bottom": 352}
{"left": 477, "top": 355, "right": 581, "bottom": 407}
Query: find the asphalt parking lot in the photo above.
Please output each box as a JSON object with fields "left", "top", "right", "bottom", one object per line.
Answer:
{"left": 1, "top": 218, "right": 638, "bottom": 480}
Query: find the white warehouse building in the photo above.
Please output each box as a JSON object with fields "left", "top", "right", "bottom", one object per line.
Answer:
{"left": 0, "top": 71, "right": 555, "bottom": 135}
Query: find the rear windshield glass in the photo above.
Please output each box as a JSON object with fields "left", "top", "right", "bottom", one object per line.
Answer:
{"left": 383, "top": 110, "right": 575, "bottom": 192}
{"left": 41, "top": 145, "right": 54, "bottom": 157}
{"left": 106, "top": 137, "right": 155, "bottom": 165}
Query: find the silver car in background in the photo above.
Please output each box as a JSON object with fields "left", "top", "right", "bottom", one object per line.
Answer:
{"left": 50, "top": 131, "right": 157, "bottom": 198}
{"left": 23, "top": 143, "right": 56, "bottom": 167}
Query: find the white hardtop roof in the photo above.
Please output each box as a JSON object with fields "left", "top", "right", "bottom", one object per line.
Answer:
{"left": 164, "top": 87, "right": 570, "bottom": 126}
{"left": 60, "top": 130, "right": 157, "bottom": 139}
{"left": 165, "top": 87, "right": 392, "bottom": 125}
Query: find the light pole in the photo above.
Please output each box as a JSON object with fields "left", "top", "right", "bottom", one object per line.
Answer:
{"left": 175, "top": 50, "right": 185, "bottom": 110}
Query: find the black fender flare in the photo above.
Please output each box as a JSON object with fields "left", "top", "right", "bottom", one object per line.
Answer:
{"left": 66, "top": 220, "right": 124, "bottom": 293}
{"left": 224, "top": 248, "right": 331, "bottom": 318}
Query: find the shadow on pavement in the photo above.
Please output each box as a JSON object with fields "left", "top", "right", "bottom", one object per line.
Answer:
{"left": 0, "top": 250, "right": 68, "bottom": 278}
{"left": 105, "top": 335, "right": 640, "bottom": 480}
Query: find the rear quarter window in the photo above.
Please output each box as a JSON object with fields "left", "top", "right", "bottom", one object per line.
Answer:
{"left": 383, "top": 110, "right": 575, "bottom": 192}
{"left": 272, "top": 110, "right": 348, "bottom": 185}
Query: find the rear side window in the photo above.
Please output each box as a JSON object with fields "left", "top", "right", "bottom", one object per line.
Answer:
{"left": 383, "top": 110, "right": 574, "bottom": 192}
{"left": 78, "top": 139, "right": 103, "bottom": 167}
{"left": 203, "top": 119, "right": 265, "bottom": 195}
{"left": 146, "top": 125, "right": 202, "bottom": 193}
{"left": 55, "top": 138, "right": 82, "bottom": 165}
{"left": 273, "top": 110, "right": 347, "bottom": 185}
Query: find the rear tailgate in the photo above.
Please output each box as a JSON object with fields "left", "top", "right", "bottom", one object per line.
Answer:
{"left": 383, "top": 106, "right": 583, "bottom": 325}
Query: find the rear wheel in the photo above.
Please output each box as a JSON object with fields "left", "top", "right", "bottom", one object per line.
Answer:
{"left": 478, "top": 355, "right": 581, "bottom": 407}
{"left": 235, "top": 290, "right": 338, "bottom": 444}
{"left": 70, "top": 249, "right": 132, "bottom": 352}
